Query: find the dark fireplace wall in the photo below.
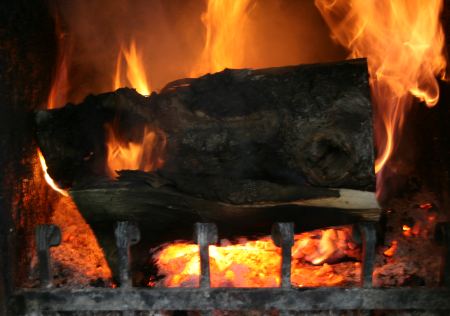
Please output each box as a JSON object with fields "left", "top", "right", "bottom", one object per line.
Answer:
{"left": 0, "top": 0, "right": 56, "bottom": 314}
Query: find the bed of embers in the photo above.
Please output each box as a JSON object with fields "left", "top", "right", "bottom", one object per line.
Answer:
{"left": 22, "top": 186, "right": 444, "bottom": 290}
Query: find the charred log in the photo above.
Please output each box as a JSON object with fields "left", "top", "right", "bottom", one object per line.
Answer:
{"left": 36, "top": 58, "right": 376, "bottom": 193}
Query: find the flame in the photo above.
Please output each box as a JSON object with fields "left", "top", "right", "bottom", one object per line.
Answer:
{"left": 106, "top": 125, "right": 165, "bottom": 177}
{"left": 153, "top": 227, "right": 359, "bottom": 287}
{"left": 47, "top": 14, "right": 70, "bottom": 109}
{"left": 190, "top": 0, "right": 253, "bottom": 77}
{"left": 114, "top": 40, "right": 151, "bottom": 95}
{"left": 37, "top": 149, "right": 68, "bottom": 197}
{"left": 314, "top": 0, "right": 447, "bottom": 176}
{"left": 47, "top": 54, "right": 69, "bottom": 110}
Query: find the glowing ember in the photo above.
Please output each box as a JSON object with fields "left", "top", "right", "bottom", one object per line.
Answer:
{"left": 402, "top": 224, "right": 412, "bottom": 237}
{"left": 190, "top": 0, "right": 253, "bottom": 77}
{"left": 314, "top": 0, "right": 447, "bottom": 178}
{"left": 37, "top": 148, "right": 68, "bottom": 197}
{"left": 420, "top": 203, "right": 433, "bottom": 209}
{"left": 50, "top": 196, "right": 112, "bottom": 284}
{"left": 105, "top": 124, "right": 165, "bottom": 177}
{"left": 153, "top": 227, "right": 359, "bottom": 287}
{"left": 114, "top": 39, "right": 151, "bottom": 95}
{"left": 384, "top": 240, "right": 398, "bottom": 257}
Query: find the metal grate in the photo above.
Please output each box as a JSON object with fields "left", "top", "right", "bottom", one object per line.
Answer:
{"left": 10, "top": 222, "right": 450, "bottom": 315}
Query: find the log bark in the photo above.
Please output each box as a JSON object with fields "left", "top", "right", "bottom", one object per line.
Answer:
{"left": 36, "top": 58, "right": 376, "bottom": 195}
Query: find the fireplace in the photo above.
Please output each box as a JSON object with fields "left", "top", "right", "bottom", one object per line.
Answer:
{"left": 1, "top": 0, "right": 450, "bottom": 315}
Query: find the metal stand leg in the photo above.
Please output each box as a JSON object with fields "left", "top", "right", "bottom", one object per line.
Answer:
{"left": 271, "top": 223, "right": 294, "bottom": 288}
{"left": 357, "top": 222, "right": 377, "bottom": 288}
{"left": 435, "top": 222, "right": 450, "bottom": 287}
{"left": 115, "top": 221, "right": 141, "bottom": 288}
{"left": 194, "top": 223, "right": 218, "bottom": 289}
{"left": 35, "top": 224, "right": 61, "bottom": 288}
{"left": 194, "top": 223, "right": 218, "bottom": 316}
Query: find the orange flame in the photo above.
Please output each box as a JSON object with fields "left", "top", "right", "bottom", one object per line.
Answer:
{"left": 314, "top": 0, "right": 447, "bottom": 175}
{"left": 114, "top": 40, "right": 151, "bottom": 95}
{"left": 37, "top": 148, "right": 68, "bottom": 197}
{"left": 47, "top": 55, "right": 69, "bottom": 110}
{"left": 190, "top": 0, "right": 253, "bottom": 77}
{"left": 47, "top": 20, "right": 70, "bottom": 110}
{"left": 153, "top": 227, "right": 358, "bottom": 287}
{"left": 105, "top": 125, "right": 165, "bottom": 177}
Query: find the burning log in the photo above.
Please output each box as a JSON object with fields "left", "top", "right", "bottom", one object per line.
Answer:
{"left": 35, "top": 59, "right": 379, "bottom": 282}
{"left": 36, "top": 58, "right": 375, "bottom": 192}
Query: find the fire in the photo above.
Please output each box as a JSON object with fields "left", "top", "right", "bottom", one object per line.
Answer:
{"left": 105, "top": 125, "right": 165, "bottom": 177}
{"left": 47, "top": 54, "right": 69, "bottom": 110}
{"left": 37, "top": 149, "right": 68, "bottom": 197}
{"left": 114, "top": 40, "right": 151, "bottom": 95}
{"left": 153, "top": 227, "right": 359, "bottom": 287}
{"left": 314, "top": 0, "right": 447, "bottom": 176}
{"left": 190, "top": 0, "right": 253, "bottom": 77}
{"left": 47, "top": 14, "right": 70, "bottom": 109}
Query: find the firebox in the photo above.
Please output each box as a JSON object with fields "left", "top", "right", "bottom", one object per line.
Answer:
{"left": 1, "top": 0, "right": 450, "bottom": 315}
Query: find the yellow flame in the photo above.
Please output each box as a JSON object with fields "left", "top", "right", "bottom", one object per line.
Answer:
{"left": 190, "top": 0, "right": 252, "bottom": 77}
{"left": 114, "top": 40, "right": 151, "bottom": 95}
{"left": 37, "top": 149, "right": 68, "bottom": 197}
{"left": 105, "top": 125, "right": 165, "bottom": 177}
{"left": 315, "top": 0, "right": 447, "bottom": 175}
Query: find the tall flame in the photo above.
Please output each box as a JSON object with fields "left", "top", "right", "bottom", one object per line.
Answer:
{"left": 47, "top": 18, "right": 70, "bottom": 110}
{"left": 190, "top": 0, "right": 253, "bottom": 77}
{"left": 47, "top": 54, "right": 69, "bottom": 110}
{"left": 314, "top": 0, "right": 447, "bottom": 175}
{"left": 114, "top": 40, "right": 151, "bottom": 95}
